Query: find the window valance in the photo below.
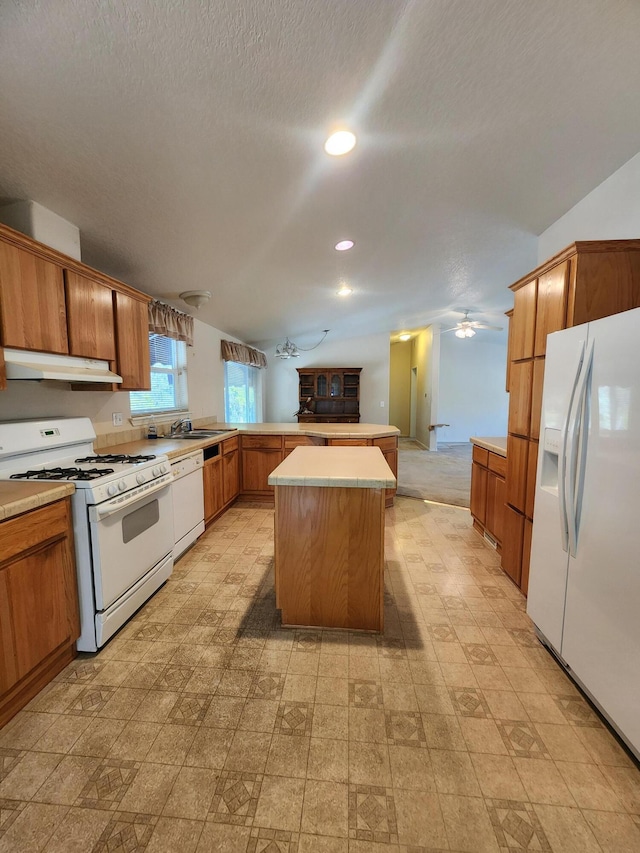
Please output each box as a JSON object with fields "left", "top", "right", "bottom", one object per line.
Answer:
{"left": 221, "top": 339, "right": 267, "bottom": 368}
{"left": 149, "top": 300, "right": 194, "bottom": 347}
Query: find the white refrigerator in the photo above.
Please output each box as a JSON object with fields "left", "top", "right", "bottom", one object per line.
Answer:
{"left": 527, "top": 306, "right": 640, "bottom": 760}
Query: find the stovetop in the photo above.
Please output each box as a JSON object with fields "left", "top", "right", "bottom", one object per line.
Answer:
{"left": 10, "top": 466, "right": 116, "bottom": 482}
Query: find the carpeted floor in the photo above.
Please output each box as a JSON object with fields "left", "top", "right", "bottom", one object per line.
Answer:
{"left": 397, "top": 438, "right": 472, "bottom": 507}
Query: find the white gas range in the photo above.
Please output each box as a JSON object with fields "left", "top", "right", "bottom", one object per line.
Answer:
{"left": 0, "top": 417, "right": 174, "bottom": 651}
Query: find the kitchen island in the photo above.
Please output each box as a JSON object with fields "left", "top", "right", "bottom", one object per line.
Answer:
{"left": 268, "top": 445, "right": 396, "bottom": 632}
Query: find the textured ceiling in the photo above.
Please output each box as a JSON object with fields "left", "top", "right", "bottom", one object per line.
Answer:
{"left": 1, "top": 1, "right": 640, "bottom": 344}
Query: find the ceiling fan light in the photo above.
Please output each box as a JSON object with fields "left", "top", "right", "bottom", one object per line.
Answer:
{"left": 465, "top": 328, "right": 476, "bottom": 337}
{"left": 455, "top": 328, "right": 466, "bottom": 339}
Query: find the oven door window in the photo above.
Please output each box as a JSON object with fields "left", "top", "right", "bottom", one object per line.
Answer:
{"left": 90, "top": 485, "right": 174, "bottom": 611}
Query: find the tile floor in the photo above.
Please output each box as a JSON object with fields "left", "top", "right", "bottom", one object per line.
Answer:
{"left": 1, "top": 497, "right": 639, "bottom": 852}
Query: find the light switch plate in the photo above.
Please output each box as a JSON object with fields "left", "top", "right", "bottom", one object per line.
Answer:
{"left": 112, "top": 413, "right": 123, "bottom": 426}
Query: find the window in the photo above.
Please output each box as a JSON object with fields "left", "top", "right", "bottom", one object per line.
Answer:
{"left": 225, "top": 361, "right": 262, "bottom": 423}
{"left": 130, "top": 333, "right": 188, "bottom": 415}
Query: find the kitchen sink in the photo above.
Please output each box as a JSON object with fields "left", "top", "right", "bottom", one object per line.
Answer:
{"left": 170, "top": 429, "right": 231, "bottom": 439}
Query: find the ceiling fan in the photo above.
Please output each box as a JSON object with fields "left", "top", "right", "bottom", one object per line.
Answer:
{"left": 443, "top": 311, "right": 503, "bottom": 338}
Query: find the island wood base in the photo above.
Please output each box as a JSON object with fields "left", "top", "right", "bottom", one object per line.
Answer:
{"left": 274, "top": 485, "right": 385, "bottom": 632}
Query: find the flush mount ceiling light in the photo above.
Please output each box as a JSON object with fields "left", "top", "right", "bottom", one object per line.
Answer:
{"left": 274, "top": 329, "right": 330, "bottom": 359}
{"left": 336, "top": 283, "right": 353, "bottom": 297}
{"left": 398, "top": 333, "right": 411, "bottom": 341}
{"left": 335, "top": 239, "right": 354, "bottom": 251}
{"left": 180, "top": 290, "right": 211, "bottom": 310}
{"left": 324, "top": 130, "right": 356, "bottom": 156}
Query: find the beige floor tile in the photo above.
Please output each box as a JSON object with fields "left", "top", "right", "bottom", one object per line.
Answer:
{"left": 0, "top": 801, "right": 69, "bottom": 853}
{"left": 438, "top": 661, "right": 479, "bottom": 688}
{"left": 600, "top": 764, "right": 640, "bottom": 814}
{"left": 381, "top": 683, "right": 418, "bottom": 711}
{"left": 0, "top": 712, "right": 56, "bottom": 750}
{"left": 163, "top": 766, "right": 218, "bottom": 819}
{"left": 184, "top": 726, "right": 233, "bottom": 770}
{"left": 196, "top": 822, "right": 251, "bottom": 852}
{"left": 421, "top": 712, "right": 466, "bottom": 750}
{"left": 470, "top": 753, "right": 528, "bottom": 800}
{"left": 583, "top": 809, "right": 640, "bottom": 853}
{"left": 265, "top": 733, "right": 310, "bottom": 778}
{"left": 282, "top": 674, "right": 318, "bottom": 703}
{"left": 512, "top": 756, "right": 576, "bottom": 806}
{"left": 107, "top": 719, "right": 161, "bottom": 761}
{"left": 348, "top": 741, "right": 392, "bottom": 786}
{"left": 483, "top": 688, "right": 529, "bottom": 721}
{"left": 556, "top": 761, "right": 626, "bottom": 811}
{"left": 146, "top": 816, "right": 204, "bottom": 853}
{"left": 349, "top": 707, "right": 387, "bottom": 743}
{"left": 45, "top": 806, "right": 112, "bottom": 853}
{"left": 311, "top": 704, "right": 349, "bottom": 740}
{"left": 0, "top": 750, "right": 62, "bottom": 800}
{"left": 254, "top": 774, "right": 305, "bottom": 830}
{"left": 315, "top": 676, "right": 349, "bottom": 705}
{"left": 388, "top": 744, "right": 436, "bottom": 791}
{"left": 67, "top": 717, "right": 126, "bottom": 757}
{"left": 202, "top": 695, "right": 246, "bottom": 728}
{"left": 472, "top": 664, "right": 514, "bottom": 691}
{"left": 237, "top": 698, "right": 279, "bottom": 732}
{"left": 298, "top": 834, "right": 348, "bottom": 853}
{"left": 430, "top": 749, "right": 481, "bottom": 796}
{"left": 439, "top": 793, "right": 499, "bottom": 852}
{"left": 535, "top": 723, "right": 593, "bottom": 763}
{"left": 118, "top": 761, "right": 180, "bottom": 814}
{"left": 33, "top": 754, "right": 99, "bottom": 804}
{"left": 520, "top": 692, "right": 568, "bottom": 724}
{"left": 502, "top": 666, "right": 548, "bottom": 694}
{"left": 288, "top": 652, "right": 320, "bottom": 676}
{"left": 132, "top": 689, "right": 181, "bottom": 723}
{"left": 459, "top": 716, "right": 510, "bottom": 755}
{"left": 318, "top": 654, "right": 349, "bottom": 679}
{"left": 30, "top": 715, "right": 91, "bottom": 754}
{"left": 301, "top": 780, "right": 349, "bottom": 837}
{"left": 393, "top": 788, "right": 446, "bottom": 847}
{"left": 574, "top": 726, "right": 635, "bottom": 767}
{"left": 146, "top": 723, "right": 197, "bottom": 765}
{"left": 348, "top": 655, "right": 381, "bottom": 681}
{"left": 533, "top": 803, "right": 603, "bottom": 853}
{"left": 307, "top": 737, "right": 348, "bottom": 783}
{"left": 224, "top": 730, "right": 272, "bottom": 773}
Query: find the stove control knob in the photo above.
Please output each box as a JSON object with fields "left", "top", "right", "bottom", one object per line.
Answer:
{"left": 107, "top": 483, "right": 118, "bottom": 496}
{"left": 136, "top": 473, "right": 146, "bottom": 485}
{"left": 161, "top": 463, "right": 169, "bottom": 474}
{"left": 118, "top": 481, "right": 127, "bottom": 492}
{"left": 153, "top": 466, "right": 160, "bottom": 477}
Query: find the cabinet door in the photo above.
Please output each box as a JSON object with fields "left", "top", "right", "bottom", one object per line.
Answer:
{"left": 501, "top": 505, "right": 524, "bottom": 586}
{"left": 506, "top": 435, "right": 528, "bottom": 513}
{"left": 510, "top": 279, "right": 537, "bottom": 361}
{"left": 470, "top": 462, "right": 487, "bottom": 525}
{"left": 530, "top": 359, "right": 545, "bottom": 441}
{"left": 241, "top": 449, "right": 283, "bottom": 492}
{"left": 315, "top": 372, "right": 328, "bottom": 397}
{"left": 507, "top": 360, "right": 533, "bottom": 437}
{"left": 203, "top": 457, "right": 224, "bottom": 522}
{"left": 114, "top": 292, "right": 150, "bottom": 391}
{"left": 534, "top": 261, "right": 568, "bottom": 356}
{"left": 223, "top": 450, "right": 239, "bottom": 505}
{"left": 521, "top": 519, "right": 533, "bottom": 595}
{"left": 330, "top": 372, "right": 342, "bottom": 397}
{"left": 525, "top": 441, "right": 538, "bottom": 520}
{"left": 485, "top": 473, "right": 506, "bottom": 545}
{"left": 0, "top": 242, "right": 68, "bottom": 353}
{"left": 65, "top": 271, "right": 116, "bottom": 360}
{"left": 505, "top": 309, "right": 514, "bottom": 392}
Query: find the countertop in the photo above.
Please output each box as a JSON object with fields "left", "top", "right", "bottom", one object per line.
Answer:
{"left": 268, "top": 446, "right": 397, "bottom": 489}
{"left": 0, "top": 481, "right": 75, "bottom": 522}
{"left": 470, "top": 436, "right": 507, "bottom": 457}
{"left": 102, "top": 423, "right": 400, "bottom": 461}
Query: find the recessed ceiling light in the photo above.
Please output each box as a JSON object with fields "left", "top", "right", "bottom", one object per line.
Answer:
{"left": 398, "top": 333, "right": 411, "bottom": 341}
{"left": 324, "top": 130, "right": 356, "bottom": 156}
{"left": 335, "top": 240, "right": 354, "bottom": 251}
{"left": 337, "top": 284, "right": 353, "bottom": 297}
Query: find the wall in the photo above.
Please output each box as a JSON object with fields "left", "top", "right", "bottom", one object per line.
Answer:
{"left": 259, "top": 331, "right": 391, "bottom": 424}
{"left": 388, "top": 340, "right": 412, "bottom": 435}
{"left": 437, "top": 331, "right": 509, "bottom": 443}
{"left": 411, "top": 326, "right": 440, "bottom": 450}
{"left": 538, "top": 151, "right": 640, "bottom": 261}
{"left": 0, "top": 318, "right": 243, "bottom": 438}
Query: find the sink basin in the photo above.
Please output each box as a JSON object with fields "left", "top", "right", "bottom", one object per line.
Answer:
{"left": 170, "top": 429, "right": 230, "bottom": 439}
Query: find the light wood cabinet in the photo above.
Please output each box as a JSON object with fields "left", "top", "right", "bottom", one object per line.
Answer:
{"left": 470, "top": 446, "right": 506, "bottom": 548}
{"left": 503, "top": 239, "right": 640, "bottom": 593}
{"left": 239, "top": 434, "right": 284, "bottom": 498}
{"left": 222, "top": 446, "right": 239, "bottom": 506}
{"left": 65, "top": 270, "right": 116, "bottom": 360}
{"left": 0, "top": 498, "right": 79, "bottom": 727}
{"left": 203, "top": 456, "right": 224, "bottom": 524}
{"left": 114, "top": 291, "right": 151, "bottom": 391}
{"left": 0, "top": 241, "right": 68, "bottom": 353}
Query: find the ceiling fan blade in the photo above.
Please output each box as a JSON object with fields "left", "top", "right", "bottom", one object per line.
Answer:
{"left": 471, "top": 322, "right": 503, "bottom": 331}
{"left": 442, "top": 326, "right": 459, "bottom": 333}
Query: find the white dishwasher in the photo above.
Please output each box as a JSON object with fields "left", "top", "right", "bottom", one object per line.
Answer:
{"left": 171, "top": 449, "right": 205, "bottom": 559}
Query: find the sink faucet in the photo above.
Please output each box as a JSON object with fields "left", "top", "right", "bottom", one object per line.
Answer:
{"left": 169, "top": 417, "right": 192, "bottom": 436}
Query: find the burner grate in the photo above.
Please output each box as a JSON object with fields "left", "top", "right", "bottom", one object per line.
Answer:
{"left": 75, "top": 454, "right": 157, "bottom": 465}
{"left": 10, "top": 467, "right": 116, "bottom": 481}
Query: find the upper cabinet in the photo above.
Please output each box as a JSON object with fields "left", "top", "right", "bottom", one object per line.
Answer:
{"left": 0, "top": 222, "right": 152, "bottom": 391}
{"left": 0, "top": 241, "right": 68, "bottom": 353}
{"left": 65, "top": 270, "right": 116, "bottom": 360}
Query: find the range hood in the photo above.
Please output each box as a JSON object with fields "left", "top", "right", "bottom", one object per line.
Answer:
{"left": 4, "top": 349, "right": 123, "bottom": 384}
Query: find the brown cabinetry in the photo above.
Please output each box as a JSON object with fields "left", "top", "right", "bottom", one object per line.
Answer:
{"left": 0, "top": 498, "right": 79, "bottom": 727}
{"left": 65, "top": 270, "right": 116, "bottom": 360}
{"left": 203, "top": 455, "right": 224, "bottom": 524}
{"left": 503, "top": 240, "right": 640, "bottom": 593}
{"left": 222, "top": 439, "right": 240, "bottom": 506}
{"left": 239, "top": 434, "right": 284, "bottom": 499}
{"left": 114, "top": 292, "right": 151, "bottom": 391}
{"left": 470, "top": 445, "right": 506, "bottom": 548}
{"left": 296, "top": 367, "right": 361, "bottom": 423}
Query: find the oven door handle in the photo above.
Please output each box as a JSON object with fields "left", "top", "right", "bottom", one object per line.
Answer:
{"left": 89, "top": 474, "right": 173, "bottom": 521}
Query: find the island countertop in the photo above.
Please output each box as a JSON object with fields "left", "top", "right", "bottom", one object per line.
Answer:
{"left": 470, "top": 436, "right": 507, "bottom": 457}
{"left": 268, "top": 445, "right": 396, "bottom": 489}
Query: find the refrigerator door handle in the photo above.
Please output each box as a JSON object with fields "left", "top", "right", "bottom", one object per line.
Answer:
{"left": 567, "top": 339, "right": 594, "bottom": 557}
{"left": 559, "top": 340, "right": 585, "bottom": 553}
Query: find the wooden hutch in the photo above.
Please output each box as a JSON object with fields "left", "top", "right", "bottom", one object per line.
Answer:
{"left": 295, "top": 367, "right": 362, "bottom": 423}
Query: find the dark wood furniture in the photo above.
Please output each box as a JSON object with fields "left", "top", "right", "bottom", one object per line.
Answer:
{"left": 296, "top": 367, "right": 362, "bottom": 423}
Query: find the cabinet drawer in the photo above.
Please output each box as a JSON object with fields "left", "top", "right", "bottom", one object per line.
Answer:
{"left": 373, "top": 436, "right": 397, "bottom": 452}
{"left": 472, "top": 445, "right": 489, "bottom": 467}
{"left": 0, "top": 499, "right": 69, "bottom": 565}
{"left": 222, "top": 436, "right": 239, "bottom": 454}
{"left": 327, "top": 439, "right": 369, "bottom": 446}
{"left": 284, "top": 435, "right": 325, "bottom": 449}
{"left": 487, "top": 452, "right": 507, "bottom": 478}
{"left": 241, "top": 434, "right": 283, "bottom": 450}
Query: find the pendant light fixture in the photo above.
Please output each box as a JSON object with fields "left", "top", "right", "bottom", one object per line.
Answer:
{"left": 274, "top": 330, "right": 330, "bottom": 359}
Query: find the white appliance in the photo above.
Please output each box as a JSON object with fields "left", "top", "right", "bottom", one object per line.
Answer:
{"left": 170, "top": 449, "right": 205, "bottom": 559}
{"left": 527, "top": 307, "right": 640, "bottom": 759}
{"left": 0, "top": 418, "right": 174, "bottom": 652}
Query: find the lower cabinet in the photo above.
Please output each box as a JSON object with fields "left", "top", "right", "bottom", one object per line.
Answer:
{"left": 203, "top": 437, "right": 241, "bottom": 525}
{"left": 222, "top": 439, "right": 240, "bottom": 506}
{"left": 203, "top": 455, "right": 224, "bottom": 524}
{"left": 502, "top": 504, "right": 524, "bottom": 586}
{"left": 0, "top": 498, "right": 79, "bottom": 727}
{"left": 239, "top": 435, "right": 284, "bottom": 499}
{"left": 470, "top": 446, "right": 507, "bottom": 549}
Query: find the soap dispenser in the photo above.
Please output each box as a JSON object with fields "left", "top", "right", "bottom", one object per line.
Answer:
{"left": 147, "top": 416, "right": 158, "bottom": 439}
